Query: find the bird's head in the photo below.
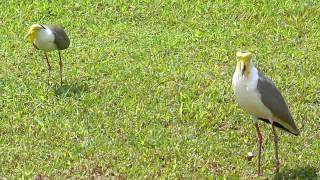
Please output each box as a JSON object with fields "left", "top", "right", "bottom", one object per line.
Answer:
{"left": 236, "top": 51, "right": 253, "bottom": 77}
{"left": 26, "top": 24, "right": 44, "bottom": 43}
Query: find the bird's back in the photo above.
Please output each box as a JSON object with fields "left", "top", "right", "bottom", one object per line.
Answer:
{"left": 257, "top": 72, "right": 300, "bottom": 135}
{"left": 46, "top": 25, "right": 70, "bottom": 50}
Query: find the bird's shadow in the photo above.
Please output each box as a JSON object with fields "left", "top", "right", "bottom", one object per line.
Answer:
{"left": 54, "top": 82, "right": 89, "bottom": 98}
{"left": 274, "top": 166, "right": 318, "bottom": 179}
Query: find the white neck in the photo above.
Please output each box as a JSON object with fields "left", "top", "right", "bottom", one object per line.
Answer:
{"left": 232, "top": 62, "right": 259, "bottom": 88}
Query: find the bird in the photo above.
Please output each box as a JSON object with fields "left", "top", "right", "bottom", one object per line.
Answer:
{"left": 26, "top": 24, "right": 70, "bottom": 86}
{"left": 232, "top": 51, "right": 299, "bottom": 176}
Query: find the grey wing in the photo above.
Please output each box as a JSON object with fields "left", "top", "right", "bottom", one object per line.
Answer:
{"left": 46, "top": 25, "right": 70, "bottom": 50}
{"left": 257, "top": 72, "right": 299, "bottom": 135}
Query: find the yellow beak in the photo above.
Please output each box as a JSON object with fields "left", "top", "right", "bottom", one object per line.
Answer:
{"left": 26, "top": 30, "right": 36, "bottom": 43}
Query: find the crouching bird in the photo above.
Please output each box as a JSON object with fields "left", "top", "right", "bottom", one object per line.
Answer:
{"left": 232, "top": 51, "right": 299, "bottom": 176}
{"left": 26, "top": 24, "right": 70, "bottom": 86}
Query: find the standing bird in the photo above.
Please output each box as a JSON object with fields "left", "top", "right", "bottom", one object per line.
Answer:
{"left": 232, "top": 51, "right": 299, "bottom": 176}
{"left": 26, "top": 24, "right": 70, "bottom": 86}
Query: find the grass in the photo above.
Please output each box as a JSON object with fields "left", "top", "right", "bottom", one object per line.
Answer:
{"left": 0, "top": 0, "right": 319, "bottom": 178}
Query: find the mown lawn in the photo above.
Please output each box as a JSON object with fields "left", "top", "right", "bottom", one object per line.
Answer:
{"left": 0, "top": 0, "right": 319, "bottom": 178}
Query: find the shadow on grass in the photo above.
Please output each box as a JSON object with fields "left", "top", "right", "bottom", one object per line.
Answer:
{"left": 54, "top": 82, "right": 89, "bottom": 97}
{"left": 274, "top": 166, "right": 318, "bottom": 180}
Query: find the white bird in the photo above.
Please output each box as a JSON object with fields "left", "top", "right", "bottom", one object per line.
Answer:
{"left": 232, "top": 51, "right": 299, "bottom": 176}
{"left": 26, "top": 24, "right": 70, "bottom": 85}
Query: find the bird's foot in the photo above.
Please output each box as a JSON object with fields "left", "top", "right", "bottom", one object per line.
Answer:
{"left": 274, "top": 156, "right": 280, "bottom": 173}
{"left": 257, "top": 167, "right": 261, "bottom": 176}
{"left": 257, "top": 172, "right": 261, "bottom": 177}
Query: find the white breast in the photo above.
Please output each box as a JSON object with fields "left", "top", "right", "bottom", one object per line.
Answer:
{"left": 232, "top": 64, "right": 273, "bottom": 120}
{"left": 33, "top": 29, "right": 57, "bottom": 52}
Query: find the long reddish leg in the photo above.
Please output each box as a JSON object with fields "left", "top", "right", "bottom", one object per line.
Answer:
{"left": 44, "top": 52, "right": 51, "bottom": 85}
{"left": 272, "top": 122, "right": 280, "bottom": 173}
{"left": 58, "top": 51, "right": 63, "bottom": 86}
{"left": 255, "top": 123, "right": 263, "bottom": 176}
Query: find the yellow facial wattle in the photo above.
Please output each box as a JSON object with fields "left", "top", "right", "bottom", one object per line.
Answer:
{"left": 236, "top": 51, "right": 252, "bottom": 78}
{"left": 26, "top": 24, "right": 43, "bottom": 43}
{"left": 27, "top": 30, "right": 36, "bottom": 43}
{"left": 237, "top": 60, "right": 250, "bottom": 77}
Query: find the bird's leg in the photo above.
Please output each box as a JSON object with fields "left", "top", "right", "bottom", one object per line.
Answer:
{"left": 272, "top": 122, "right": 280, "bottom": 173}
{"left": 255, "top": 123, "right": 263, "bottom": 176}
{"left": 58, "top": 51, "right": 63, "bottom": 86}
{"left": 44, "top": 52, "right": 51, "bottom": 85}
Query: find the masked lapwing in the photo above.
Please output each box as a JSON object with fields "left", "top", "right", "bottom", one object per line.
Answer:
{"left": 232, "top": 51, "right": 299, "bottom": 176}
{"left": 26, "top": 24, "right": 70, "bottom": 86}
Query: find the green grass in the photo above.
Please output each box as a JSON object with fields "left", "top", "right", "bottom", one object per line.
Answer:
{"left": 0, "top": 0, "right": 319, "bottom": 178}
